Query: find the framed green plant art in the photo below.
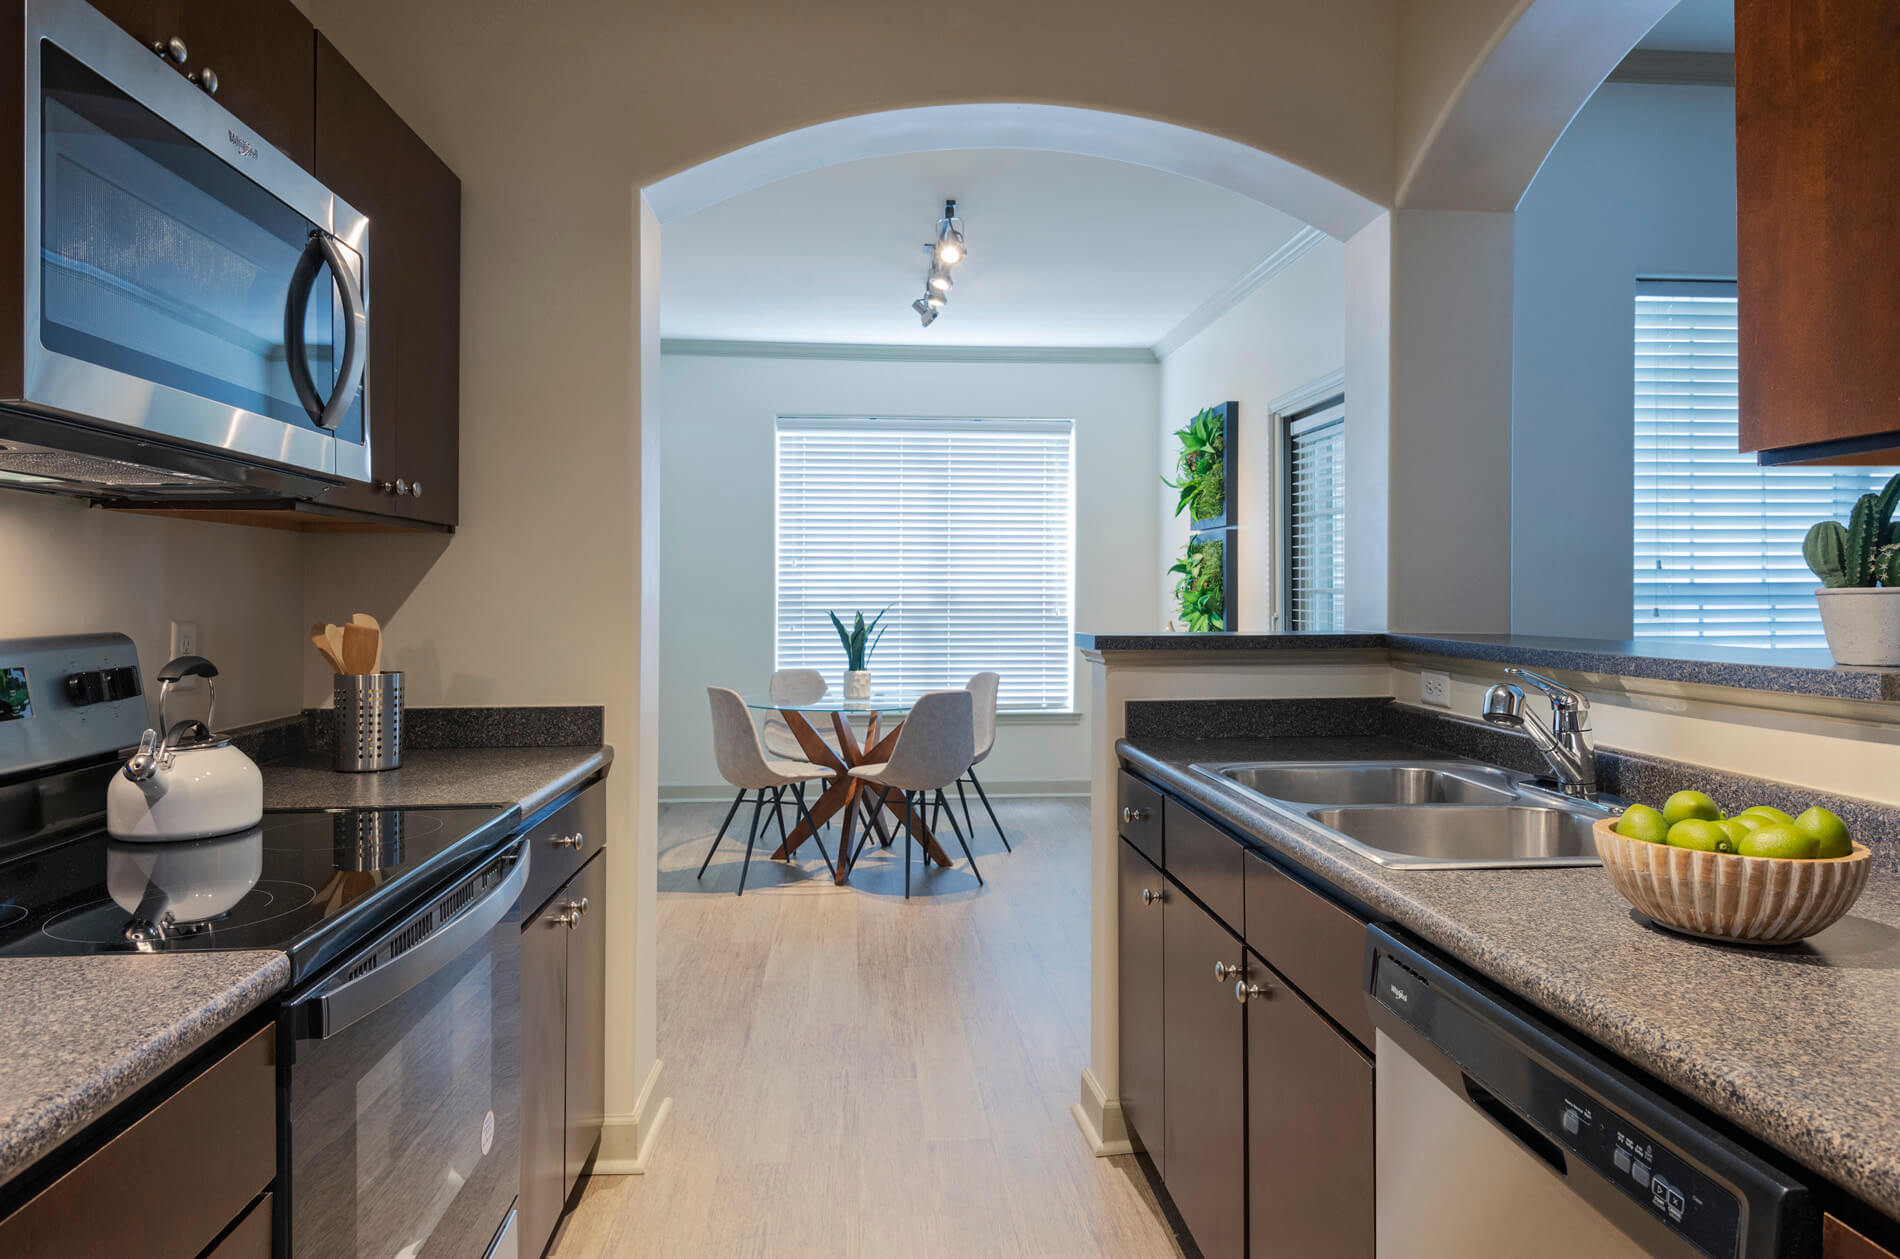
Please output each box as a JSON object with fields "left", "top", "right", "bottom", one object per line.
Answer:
{"left": 1163, "top": 401, "right": 1237, "bottom": 531}
{"left": 1170, "top": 535, "right": 1230, "bottom": 632}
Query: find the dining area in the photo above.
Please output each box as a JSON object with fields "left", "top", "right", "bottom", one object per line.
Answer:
{"left": 697, "top": 656, "right": 1010, "bottom": 898}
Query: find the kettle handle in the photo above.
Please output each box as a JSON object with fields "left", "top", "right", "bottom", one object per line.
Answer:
{"left": 157, "top": 655, "right": 218, "bottom": 683}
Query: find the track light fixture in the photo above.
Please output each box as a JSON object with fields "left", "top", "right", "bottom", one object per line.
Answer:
{"left": 909, "top": 198, "right": 966, "bottom": 327}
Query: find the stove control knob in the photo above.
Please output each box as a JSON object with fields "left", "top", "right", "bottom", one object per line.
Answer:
{"left": 65, "top": 670, "right": 105, "bottom": 706}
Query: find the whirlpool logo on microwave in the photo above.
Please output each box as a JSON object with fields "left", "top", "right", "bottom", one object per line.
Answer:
{"left": 227, "top": 129, "right": 258, "bottom": 159}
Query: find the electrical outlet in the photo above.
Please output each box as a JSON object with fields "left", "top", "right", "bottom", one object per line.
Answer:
{"left": 1420, "top": 669, "right": 1451, "bottom": 708}
{"left": 170, "top": 620, "right": 199, "bottom": 659}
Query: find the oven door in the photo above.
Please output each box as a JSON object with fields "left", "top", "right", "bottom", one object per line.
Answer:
{"left": 16, "top": 0, "right": 370, "bottom": 482}
{"left": 283, "top": 840, "right": 525, "bottom": 1259}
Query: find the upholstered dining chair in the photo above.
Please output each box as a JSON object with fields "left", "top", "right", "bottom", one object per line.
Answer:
{"left": 761, "top": 668, "right": 828, "bottom": 759}
{"left": 848, "top": 688, "right": 980, "bottom": 898}
{"left": 950, "top": 671, "right": 1009, "bottom": 851}
{"left": 700, "top": 687, "right": 835, "bottom": 895}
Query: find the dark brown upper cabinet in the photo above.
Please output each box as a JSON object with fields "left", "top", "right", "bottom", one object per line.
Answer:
{"left": 313, "top": 34, "right": 461, "bottom": 528}
{"left": 1737, "top": 0, "right": 1900, "bottom": 465}
{"left": 90, "top": 0, "right": 315, "bottom": 169}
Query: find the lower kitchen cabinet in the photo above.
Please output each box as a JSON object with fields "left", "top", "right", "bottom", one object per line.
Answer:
{"left": 1118, "top": 839, "right": 1167, "bottom": 1171}
{"left": 1246, "top": 969, "right": 1374, "bottom": 1259}
{"left": 1163, "top": 878, "right": 1248, "bottom": 1259}
{"left": 520, "top": 845, "right": 607, "bottom": 1259}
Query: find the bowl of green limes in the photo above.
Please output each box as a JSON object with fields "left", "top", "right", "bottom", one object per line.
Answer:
{"left": 1594, "top": 792, "right": 1872, "bottom": 945}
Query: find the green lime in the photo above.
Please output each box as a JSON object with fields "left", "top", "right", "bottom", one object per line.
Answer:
{"left": 1739, "top": 805, "right": 1795, "bottom": 826}
{"left": 1662, "top": 790, "right": 1722, "bottom": 826}
{"left": 1795, "top": 806, "right": 1852, "bottom": 858}
{"left": 1738, "top": 825, "right": 1819, "bottom": 860}
{"left": 1666, "top": 818, "right": 1727, "bottom": 852}
{"left": 1726, "top": 813, "right": 1766, "bottom": 833}
{"left": 1716, "top": 819, "right": 1753, "bottom": 852}
{"left": 1615, "top": 804, "right": 1669, "bottom": 844}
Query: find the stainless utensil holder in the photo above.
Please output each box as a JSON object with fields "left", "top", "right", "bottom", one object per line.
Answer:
{"left": 334, "top": 673, "right": 402, "bottom": 772}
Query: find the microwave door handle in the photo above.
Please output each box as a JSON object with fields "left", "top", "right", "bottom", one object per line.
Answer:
{"left": 296, "top": 839, "right": 528, "bottom": 1041}
{"left": 283, "top": 231, "right": 367, "bottom": 432}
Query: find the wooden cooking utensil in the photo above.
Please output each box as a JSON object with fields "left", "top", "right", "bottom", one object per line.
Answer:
{"left": 350, "top": 615, "right": 382, "bottom": 673}
{"left": 340, "top": 624, "right": 380, "bottom": 675}
{"left": 311, "top": 633, "right": 345, "bottom": 674}
{"left": 324, "top": 623, "right": 347, "bottom": 666}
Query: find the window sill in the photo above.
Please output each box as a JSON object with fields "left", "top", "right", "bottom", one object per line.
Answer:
{"left": 998, "top": 710, "right": 1083, "bottom": 726}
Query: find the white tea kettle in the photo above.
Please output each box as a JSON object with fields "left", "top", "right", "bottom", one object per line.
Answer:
{"left": 106, "top": 654, "right": 263, "bottom": 842}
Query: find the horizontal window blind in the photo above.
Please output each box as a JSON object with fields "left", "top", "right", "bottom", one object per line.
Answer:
{"left": 775, "top": 417, "right": 1075, "bottom": 711}
{"left": 1287, "top": 402, "right": 1345, "bottom": 632}
{"left": 1634, "top": 281, "right": 1899, "bottom": 647}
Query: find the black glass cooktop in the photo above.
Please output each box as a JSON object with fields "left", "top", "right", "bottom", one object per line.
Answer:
{"left": 0, "top": 805, "right": 515, "bottom": 981}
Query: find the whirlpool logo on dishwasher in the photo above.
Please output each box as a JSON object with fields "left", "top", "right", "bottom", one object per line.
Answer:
{"left": 227, "top": 129, "right": 258, "bottom": 159}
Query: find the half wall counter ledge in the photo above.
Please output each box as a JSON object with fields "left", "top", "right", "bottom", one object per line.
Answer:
{"left": 1070, "top": 629, "right": 1900, "bottom": 1163}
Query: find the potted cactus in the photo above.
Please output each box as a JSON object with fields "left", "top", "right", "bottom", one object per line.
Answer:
{"left": 1803, "top": 473, "right": 1900, "bottom": 664}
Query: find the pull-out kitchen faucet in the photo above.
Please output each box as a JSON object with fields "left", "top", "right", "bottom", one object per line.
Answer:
{"left": 1480, "top": 667, "right": 1597, "bottom": 798}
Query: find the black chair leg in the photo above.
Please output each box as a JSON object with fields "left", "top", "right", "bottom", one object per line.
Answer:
{"left": 852, "top": 787, "right": 890, "bottom": 867}
{"left": 789, "top": 783, "right": 836, "bottom": 880}
{"left": 768, "top": 786, "right": 791, "bottom": 851}
{"left": 902, "top": 791, "right": 915, "bottom": 899}
{"left": 968, "top": 768, "right": 1011, "bottom": 851}
{"left": 698, "top": 789, "right": 746, "bottom": 878}
{"left": 936, "top": 788, "right": 983, "bottom": 885}
{"left": 956, "top": 776, "right": 976, "bottom": 841}
{"left": 737, "top": 789, "right": 766, "bottom": 896}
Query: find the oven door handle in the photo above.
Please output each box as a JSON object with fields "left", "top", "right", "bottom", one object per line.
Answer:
{"left": 284, "top": 230, "right": 368, "bottom": 433}
{"left": 296, "top": 839, "right": 528, "bottom": 1041}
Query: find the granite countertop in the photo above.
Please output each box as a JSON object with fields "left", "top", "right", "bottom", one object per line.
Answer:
{"left": 262, "top": 744, "right": 613, "bottom": 816}
{"left": 1075, "top": 630, "right": 1900, "bottom": 702}
{"left": 0, "top": 953, "right": 288, "bottom": 1193}
{"left": 1120, "top": 733, "right": 1900, "bottom": 1218}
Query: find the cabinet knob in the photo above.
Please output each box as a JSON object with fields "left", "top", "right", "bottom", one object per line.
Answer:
{"left": 190, "top": 67, "right": 217, "bottom": 94}
{"left": 409, "top": 480, "right": 423, "bottom": 498}
{"left": 1140, "top": 887, "right": 1161, "bottom": 907}
{"left": 1213, "top": 960, "right": 1244, "bottom": 984}
{"left": 550, "top": 898, "right": 588, "bottom": 929}
{"left": 1120, "top": 806, "right": 1150, "bottom": 825}
{"left": 1235, "top": 978, "right": 1270, "bottom": 1004}
{"left": 550, "top": 832, "right": 583, "bottom": 850}
{"left": 152, "top": 36, "right": 187, "bottom": 63}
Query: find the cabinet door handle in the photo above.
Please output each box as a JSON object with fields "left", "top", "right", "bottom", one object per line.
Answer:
{"left": 1235, "top": 978, "right": 1270, "bottom": 1004}
{"left": 1140, "top": 887, "right": 1161, "bottom": 907}
{"left": 190, "top": 67, "right": 217, "bottom": 94}
{"left": 551, "top": 897, "right": 588, "bottom": 929}
{"left": 1213, "top": 960, "right": 1244, "bottom": 984}
{"left": 409, "top": 480, "right": 424, "bottom": 498}
{"left": 152, "top": 36, "right": 187, "bottom": 63}
{"left": 550, "top": 832, "right": 583, "bottom": 850}
{"left": 1120, "top": 806, "right": 1150, "bottom": 825}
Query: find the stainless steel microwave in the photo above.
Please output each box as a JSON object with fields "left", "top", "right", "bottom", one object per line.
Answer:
{"left": 0, "top": 0, "right": 370, "bottom": 498}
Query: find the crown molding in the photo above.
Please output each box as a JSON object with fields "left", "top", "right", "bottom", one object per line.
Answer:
{"left": 1269, "top": 368, "right": 1346, "bottom": 418}
{"left": 1151, "top": 226, "right": 1328, "bottom": 361}
{"left": 1607, "top": 50, "right": 1734, "bottom": 87}
{"left": 660, "top": 339, "right": 1157, "bottom": 365}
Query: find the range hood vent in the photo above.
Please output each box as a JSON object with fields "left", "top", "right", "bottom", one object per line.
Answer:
{"left": 0, "top": 447, "right": 222, "bottom": 492}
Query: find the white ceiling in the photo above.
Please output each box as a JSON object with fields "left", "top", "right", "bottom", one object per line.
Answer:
{"left": 658, "top": 149, "right": 1307, "bottom": 349}
{"left": 1637, "top": 0, "right": 1734, "bottom": 53}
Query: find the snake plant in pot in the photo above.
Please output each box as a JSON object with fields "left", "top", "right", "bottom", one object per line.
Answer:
{"left": 829, "top": 606, "right": 891, "bottom": 699}
{"left": 1803, "top": 472, "right": 1900, "bottom": 664}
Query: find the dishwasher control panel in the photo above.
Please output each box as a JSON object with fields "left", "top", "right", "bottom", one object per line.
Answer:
{"left": 1532, "top": 1061, "right": 1740, "bottom": 1257}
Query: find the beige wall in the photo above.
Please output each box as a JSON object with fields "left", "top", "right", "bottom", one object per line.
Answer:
{"left": 0, "top": 492, "right": 304, "bottom": 726}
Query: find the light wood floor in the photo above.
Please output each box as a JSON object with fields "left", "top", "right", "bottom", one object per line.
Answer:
{"left": 548, "top": 795, "right": 1187, "bottom": 1258}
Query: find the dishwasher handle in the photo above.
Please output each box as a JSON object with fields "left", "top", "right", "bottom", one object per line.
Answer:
{"left": 295, "top": 839, "right": 528, "bottom": 1041}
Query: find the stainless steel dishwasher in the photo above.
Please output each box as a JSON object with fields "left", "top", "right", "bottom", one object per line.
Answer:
{"left": 1365, "top": 927, "right": 1818, "bottom": 1259}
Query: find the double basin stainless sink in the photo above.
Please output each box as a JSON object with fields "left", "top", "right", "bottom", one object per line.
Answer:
{"left": 1189, "top": 760, "right": 1620, "bottom": 870}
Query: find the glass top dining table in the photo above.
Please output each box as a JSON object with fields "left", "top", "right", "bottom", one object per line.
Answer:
{"left": 740, "top": 690, "right": 954, "bottom": 882}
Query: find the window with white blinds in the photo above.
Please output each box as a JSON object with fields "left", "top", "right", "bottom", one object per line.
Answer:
{"left": 1286, "top": 401, "right": 1346, "bottom": 631}
{"left": 774, "top": 416, "right": 1076, "bottom": 712}
{"left": 1634, "top": 281, "right": 1900, "bottom": 647}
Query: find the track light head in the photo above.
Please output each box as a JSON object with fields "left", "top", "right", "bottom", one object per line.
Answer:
{"left": 935, "top": 198, "right": 966, "bottom": 265}
{"left": 928, "top": 261, "right": 954, "bottom": 294}
{"left": 912, "top": 296, "right": 938, "bottom": 326}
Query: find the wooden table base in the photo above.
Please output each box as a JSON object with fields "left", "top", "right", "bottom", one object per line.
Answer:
{"left": 769, "top": 709, "right": 952, "bottom": 883}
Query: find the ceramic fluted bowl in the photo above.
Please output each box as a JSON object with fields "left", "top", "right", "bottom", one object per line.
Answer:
{"left": 1593, "top": 818, "right": 1872, "bottom": 946}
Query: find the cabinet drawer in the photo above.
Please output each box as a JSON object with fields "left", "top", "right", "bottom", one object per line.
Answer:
{"left": 0, "top": 1024, "right": 275, "bottom": 1259}
{"left": 1117, "top": 770, "right": 1162, "bottom": 864}
{"left": 206, "top": 1192, "right": 272, "bottom": 1259}
{"left": 1243, "top": 849, "right": 1371, "bottom": 1047}
{"left": 1163, "top": 797, "right": 1245, "bottom": 930}
{"left": 523, "top": 780, "right": 606, "bottom": 915}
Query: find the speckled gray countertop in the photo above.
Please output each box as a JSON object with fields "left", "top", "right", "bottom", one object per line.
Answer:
{"left": 1121, "top": 733, "right": 1900, "bottom": 1218}
{"left": 0, "top": 952, "right": 288, "bottom": 1192}
{"left": 262, "top": 745, "right": 613, "bottom": 816}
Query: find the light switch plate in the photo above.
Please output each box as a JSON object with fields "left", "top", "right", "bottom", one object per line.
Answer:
{"left": 1420, "top": 669, "right": 1451, "bottom": 708}
{"left": 170, "top": 620, "right": 199, "bottom": 660}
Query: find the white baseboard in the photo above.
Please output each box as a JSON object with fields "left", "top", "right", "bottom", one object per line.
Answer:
{"left": 660, "top": 779, "right": 1088, "bottom": 803}
{"left": 591, "top": 1059, "right": 670, "bottom": 1175}
{"left": 1073, "top": 1066, "right": 1135, "bottom": 1157}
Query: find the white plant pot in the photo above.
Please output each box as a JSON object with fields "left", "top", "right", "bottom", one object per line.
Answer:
{"left": 1815, "top": 587, "right": 1900, "bottom": 665}
{"left": 844, "top": 670, "right": 872, "bottom": 700}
